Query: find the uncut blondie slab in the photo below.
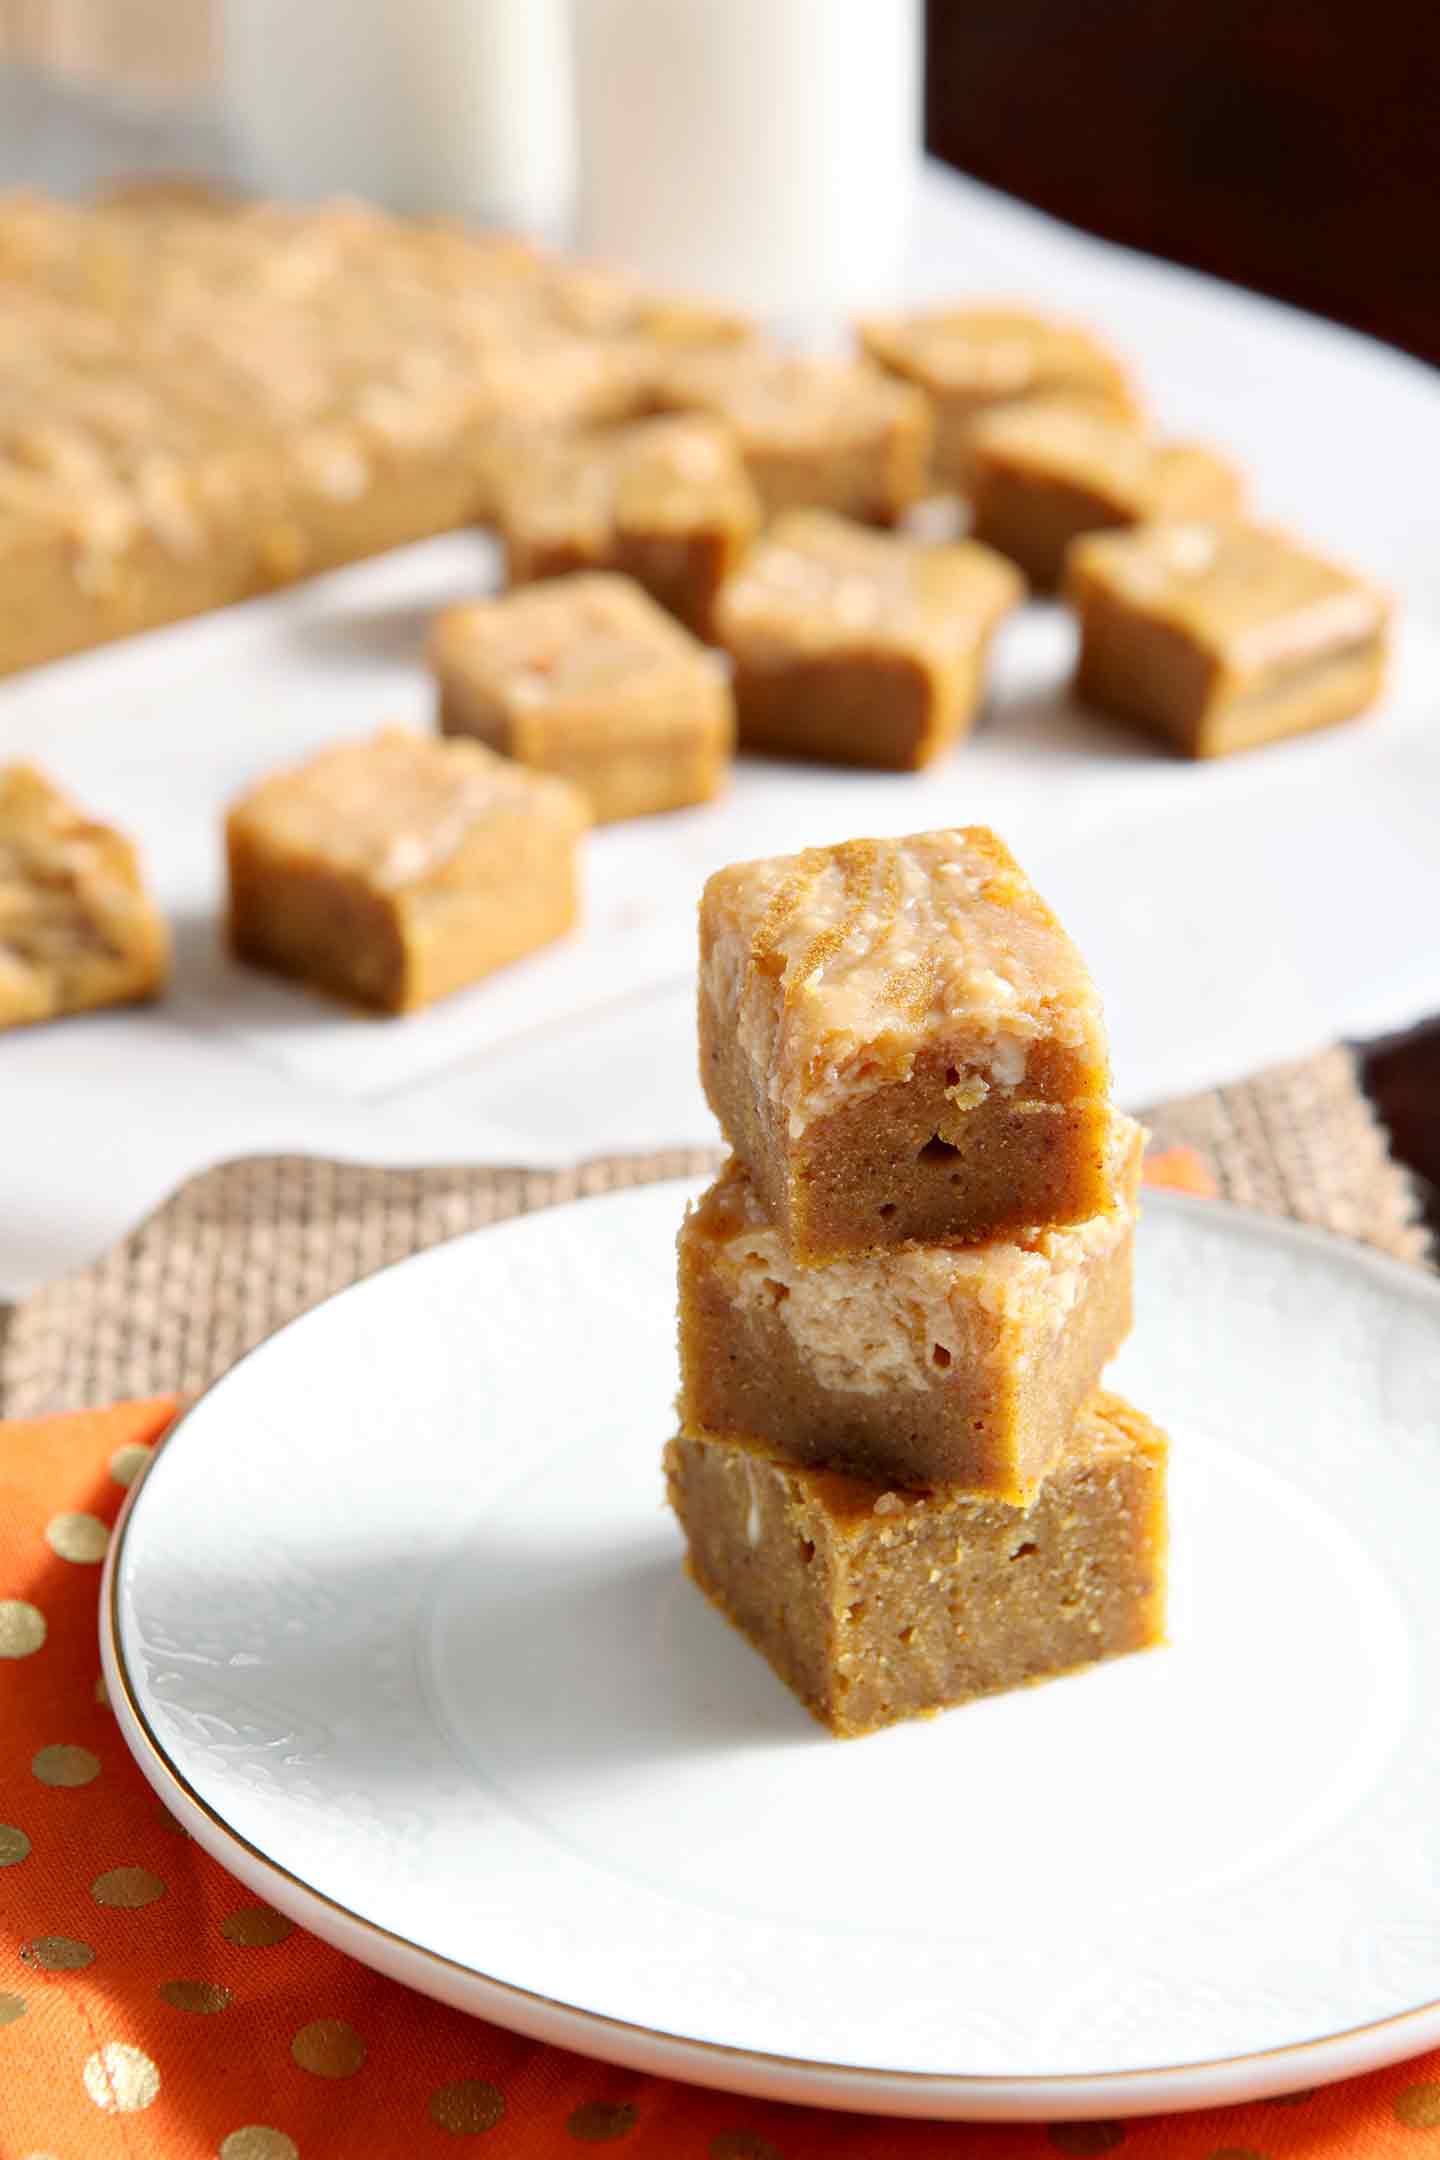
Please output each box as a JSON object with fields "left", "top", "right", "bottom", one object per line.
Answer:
{"left": 430, "top": 572, "right": 734, "bottom": 823}
{"left": 665, "top": 1389, "right": 1168, "bottom": 1738}
{"left": 0, "top": 192, "right": 699, "bottom": 677}
{"left": 699, "top": 828, "right": 1115, "bottom": 1259}
{"left": 1065, "top": 522, "right": 1391, "bottom": 758}
{"left": 678, "top": 1118, "right": 1141, "bottom": 1501}
{"left": 226, "top": 729, "right": 587, "bottom": 1013}
{"left": 714, "top": 510, "right": 1023, "bottom": 769}
{"left": 857, "top": 304, "right": 1142, "bottom": 493}
{"left": 492, "top": 415, "right": 760, "bottom": 639}
{"left": 0, "top": 762, "right": 169, "bottom": 1028}
{"left": 653, "top": 346, "right": 932, "bottom": 524}
{"left": 967, "top": 405, "right": 1244, "bottom": 590}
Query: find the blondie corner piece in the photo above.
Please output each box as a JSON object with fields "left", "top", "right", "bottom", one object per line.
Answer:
{"left": 226, "top": 728, "right": 587, "bottom": 1014}
{"left": 430, "top": 572, "right": 734, "bottom": 823}
{"left": 665, "top": 1390, "right": 1168, "bottom": 1738}
{"left": 967, "top": 405, "right": 1244, "bottom": 591}
{"left": 491, "top": 415, "right": 760, "bottom": 640}
{"left": 678, "top": 1119, "right": 1141, "bottom": 1501}
{"left": 1065, "top": 521, "right": 1392, "bottom": 759}
{"left": 714, "top": 510, "right": 1023, "bottom": 770}
{"left": 856, "top": 303, "right": 1142, "bottom": 493}
{"left": 699, "top": 827, "right": 1114, "bottom": 1258}
{"left": 653, "top": 345, "right": 932, "bottom": 524}
{"left": 0, "top": 762, "right": 170, "bottom": 1028}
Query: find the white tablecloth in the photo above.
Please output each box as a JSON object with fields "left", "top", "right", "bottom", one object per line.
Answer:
{"left": 3, "top": 148, "right": 1438, "bottom": 1296}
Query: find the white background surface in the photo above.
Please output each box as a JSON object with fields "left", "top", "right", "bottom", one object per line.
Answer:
{"left": 5, "top": 159, "right": 1440, "bottom": 1295}
{"left": 107, "top": 1185, "right": 1440, "bottom": 2114}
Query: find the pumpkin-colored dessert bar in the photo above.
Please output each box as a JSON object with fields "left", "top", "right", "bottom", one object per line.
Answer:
{"left": 967, "top": 403, "right": 1244, "bottom": 590}
{"left": 1065, "top": 520, "right": 1391, "bottom": 758}
{"left": 699, "top": 827, "right": 1117, "bottom": 1259}
{"left": 664, "top": 1388, "right": 1169, "bottom": 1738}
{"left": 430, "top": 572, "right": 734, "bottom": 823}
{"left": 677, "top": 1118, "right": 1141, "bottom": 1502}
{"left": 653, "top": 344, "right": 931, "bottom": 524}
{"left": 491, "top": 414, "right": 760, "bottom": 640}
{"left": 226, "top": 729, "right": 587, "bottom": 1013}
{"left": 713, "top": 510, "right": 1023, "bottom": 769}
{"left": 857, "top": 303, "right": 1141, "bottom": 492}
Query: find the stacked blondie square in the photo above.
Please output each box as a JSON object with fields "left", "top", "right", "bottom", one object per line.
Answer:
{"left": 666, "top": 826, "right": 1167, "bottom": 1736}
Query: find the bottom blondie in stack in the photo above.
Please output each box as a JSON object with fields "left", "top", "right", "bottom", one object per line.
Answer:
{"left": 666, "top": 827, "right": 1168, "bottom": 1737}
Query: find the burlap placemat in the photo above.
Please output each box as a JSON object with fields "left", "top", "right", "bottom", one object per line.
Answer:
{"left": 0, "top": 1044, "right": 1427, "bottom": 1419}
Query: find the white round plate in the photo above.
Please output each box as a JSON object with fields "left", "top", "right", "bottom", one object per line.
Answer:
{"left": 104, "top": 1182, "right": 1440, "bottom": 2121}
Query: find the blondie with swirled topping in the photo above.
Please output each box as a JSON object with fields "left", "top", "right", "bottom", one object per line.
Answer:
{"left": 699, "top": 826, "right": 1116, "bottom": 1256}
{"left": 678, "top": 1116, "right": 1141, "bottom": 1500}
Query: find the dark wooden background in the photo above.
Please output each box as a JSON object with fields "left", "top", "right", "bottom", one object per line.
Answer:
{"left": 924, "top": 0, "right": 1440, "bottom": 1234}
{"left": 924, "top": 0, "right": 1440, "bottom": 368}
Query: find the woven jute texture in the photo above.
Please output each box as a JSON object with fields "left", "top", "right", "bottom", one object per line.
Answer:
{"left": 0, "top": 1044, "right": 1427, "bottom": 1419}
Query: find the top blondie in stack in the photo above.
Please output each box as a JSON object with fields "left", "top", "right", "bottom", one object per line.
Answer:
{"left": 666, "top": 826, "right": 1167, "bottom": 1736}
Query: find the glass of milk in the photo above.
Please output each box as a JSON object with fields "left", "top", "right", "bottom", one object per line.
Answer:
{"left": 572, "top": 0, "right": 921, "bottom": 318}
{"left": 220, "top": 0, "right": 574, "bottom": 234}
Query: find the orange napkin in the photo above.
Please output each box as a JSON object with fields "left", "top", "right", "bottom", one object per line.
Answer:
{"left": 5, "top": 1165, "right": 1434, "bottom": 2157}
{"left": 1136, "top": 1145, "right": 1217, "bottom": 1199}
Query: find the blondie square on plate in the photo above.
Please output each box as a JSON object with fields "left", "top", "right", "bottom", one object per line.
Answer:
{"left": 226, "top": 729, "right": 587, "bottom": 1013}
{"left": 0, "top": 761, "right": 169, "bottom": 1028}
{"left": 653, "top": 345, "right": 932, "bottom": 524}
{"left": 967, "top": 404, "right": 1244, "bottom": 590}
{"left": 699, "top": 827, "right": 1116, "bottom": 1258}
{"left": 491, "top": 415, "right": 760, "bottom": 641}
{"left": 1065, "top": 521, "right": 1392, "bottom": 757}
{"left": 665, "top": 1388, "right": 1168, "bottom": 1737}
{"left": 431, "top": 572, "right": 734, "bottom": 823}
{"left": 856, "top": 303, "right": 1142, "bottom": 492}
{"left": 714, "top": 510, "right": 1023, "bottom": 769}
{"left": 678, "top": 1119, "right": 1141, "bottom": 1501}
